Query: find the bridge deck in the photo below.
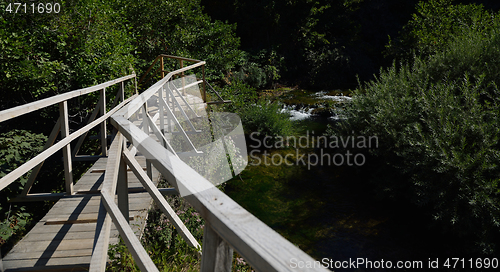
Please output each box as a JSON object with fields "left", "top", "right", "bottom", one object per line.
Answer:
{"left": 2, "top": 156, "right": 160, "bottom": 272}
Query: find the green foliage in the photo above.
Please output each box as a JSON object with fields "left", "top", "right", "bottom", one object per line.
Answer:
{"left": 0, "top": 130, "right": 47, "bottom": 204}
{"left": 332, "top": 27, "right": 500, "bottom": 254}
{"left": 112, "top": 0, "right": 242, "bottom": 83}
{"left": 387, "top": 0, "right": 500, "bottom": 60}
{"left": 0, "top": 130, "right": 46, "bottom": 246}
{"left": 0, "top": 0, "right": 136, "bottom": 109}
{"left": 232, "top": 50, "right": 283, "bottom": 89}
{"left": 215, "top": 80, "right": 295, "bottom": 144}
{"left": 239, "top": 99, "right": 295, "bottom": 140}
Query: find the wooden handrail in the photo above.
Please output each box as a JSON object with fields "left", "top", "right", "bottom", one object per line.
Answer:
{"left": 0, "top": 94, "right": 137, "bottom": 192}
{"left": 110, "top": 59, "right": 328, "bottom": 271}
{"left": 0, "top": 74, "right": 136, "bottom": 196}
{"left": 138, "top": 55, "right": 203, "bottom": 90}
{"left": 0, "top": 74, "right": 135, "bottom": 123}
{"left": 116, "top": 61, "right": 205, "bottom": 119}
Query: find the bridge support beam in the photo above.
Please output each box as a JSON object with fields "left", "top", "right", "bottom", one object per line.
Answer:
{"left": 59, "top": 101, "right": 74, "bottom": 195}
{"left": 200, "top": 223, "right": 233, "bottom": 272}
{"left": 100, "top": 88, "right": 107, "bottom": 156}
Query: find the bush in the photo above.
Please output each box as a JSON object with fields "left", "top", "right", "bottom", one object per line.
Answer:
{"left": 331, "top": 27, "right": 500, "bottom": 254}
{"left": 387, "top": 0, "right": 500, "bottom": 60}
{"left": 216, "top": 80, "right": 294, "bottom": 142}
{"left": 239, "top": 99, "right": 295, "bottom": 139}
{"left": 0, "top": 130, "right": 47, "bottom": 247}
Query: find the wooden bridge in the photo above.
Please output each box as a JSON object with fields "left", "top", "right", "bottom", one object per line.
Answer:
{"left": 0, "top": 56, "right": 328, "bottom": 271}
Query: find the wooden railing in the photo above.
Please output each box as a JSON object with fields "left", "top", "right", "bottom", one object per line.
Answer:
{"left": 0, "top": 57, "right": 328, "bottom": 271}
{"left": 0, "top": 74, "right": 137, "bottom": 201}
{"left": 138, "top": 54, "right": 231, "bottom": 105}
{"left": 97, "top": 59, "right": 329, "bottom": 272}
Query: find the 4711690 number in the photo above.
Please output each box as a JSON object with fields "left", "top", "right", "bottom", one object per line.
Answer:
{"left": 442, "top": 258, "right": 498, "bottom": 269}
{"left": 5, "top": 2, "right": 60, "bottom": 14}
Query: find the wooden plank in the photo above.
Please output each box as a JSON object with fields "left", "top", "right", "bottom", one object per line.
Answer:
{"left": 12, "top": 231, "right": 97, "bottom": 243}
{"left": 4, "top": 256, "right": 90, "bottom": 271}
{"left": 90, "top": 167, "right": 146, "bottom": 173}
{"left": 3, "top": 248, "right": 92, "bottom": 260}
{"left": 123, "top": 149, "right": 200, "bottom": 249}
{"left": 202, "top": 65, "right": 207, "bottom": 102}
{"left": 89, "top": 203, "right": 111, "bottom": 272}
{"left": 45, "top": 215, "right": 135, "bottom": 225}
{"left": 101, "top": 133, "right": 123, "bottom": 194}
{"left": 0, "top": 94, "right": 137, "bottom": 192}
{"left": 3, "top": 257, "right": 90, "bottom": 271}
{"left": 59, "top": 101, "right": 74, "bottom": 195}
{"left": 24, "top": 222, "right": 116, "bottom": 235}
{"left": 200, "top": 223, "right": 233, "bottom": 272}
{"left": 43, "top": 201, "right": 148, "bottom": 217}
{"left": 91, "top": 132, "right": 121, "bottom": 271}
{"left": 0, "top": 74, "right": 135, "bottom": 123}
{"left": 99, "top": 88, "right": 107, "bottom": 156}
{"left": 5, "top": 239, "right": 94, "bottom": 253}
{"left": 101, "top": 191, "right": 159, "bottom": 272}
{"left": 72, "top": 155, "right": 103, "bottom": 162}
{"left": 117, "top": 156, "right": 129, "bottom": 223}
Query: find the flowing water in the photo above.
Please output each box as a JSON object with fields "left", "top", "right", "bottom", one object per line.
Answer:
{"left": 225, "top": 89, "right": 466, "bottom": 271}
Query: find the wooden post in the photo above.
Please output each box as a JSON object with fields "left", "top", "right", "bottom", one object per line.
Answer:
{"left": 59, "top": 101, "right": 74, "bottom": 195}
{"left": 161, "top": 57, "right": 165, "bottom": 79}
{"left": 117, "top": 153, "right": 129, "bottom": 223}
{"left": 134, "top": 75, "right": 138, "bottom": 95}
{"left": 146, "top": 159, "right": 153, "bottom": 181}
{"left": 159, "top": 87, "right": 164, "bottom": 135}
{"left": 180, "top": 60, "right": 185, "bottom": 96}
{"left": 100, "top": 88, "right": 107, "bottom": 156}
{"left": 202, "top": 64, "right": 207, "bottom": 103}
{"left": 165, "top": 86, "right": 170, "bottom": 133}
{"left": 200, "top": 223, "right": 233, "bottom": 272}
{"left": 120, "top": 81, "right": 125, "bottom": 102}
{"left": 142, "top": 104, "right": 149, "bottom": 135}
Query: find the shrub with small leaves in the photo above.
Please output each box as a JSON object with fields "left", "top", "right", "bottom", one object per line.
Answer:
{"left": 331, "top": 27, "right": 500, "bottom": 254}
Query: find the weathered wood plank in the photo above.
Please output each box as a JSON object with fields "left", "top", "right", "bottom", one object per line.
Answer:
{"left": 200, "top": 223, "right": 233, "bottom": 272}
{"left": 99, "top": 88, "right": 107, "bottom": 156}
{"left": 45, "top": 214, "right": 136, "bottom": 225}
{"left": 101, "top": 191, "right": 159, "bottom": 272}
{"left": 3, "top": 256, "right": 91, "bottom": 270}
{"left": 3, "top": 248, "right": 92, "bottom": 261}
{"left": 59, "top": 101, "right": 74, "bottom": 195}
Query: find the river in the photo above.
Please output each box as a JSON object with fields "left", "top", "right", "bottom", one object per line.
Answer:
{"left": 225, "top": 89, "right": 467, "bottom": 271}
